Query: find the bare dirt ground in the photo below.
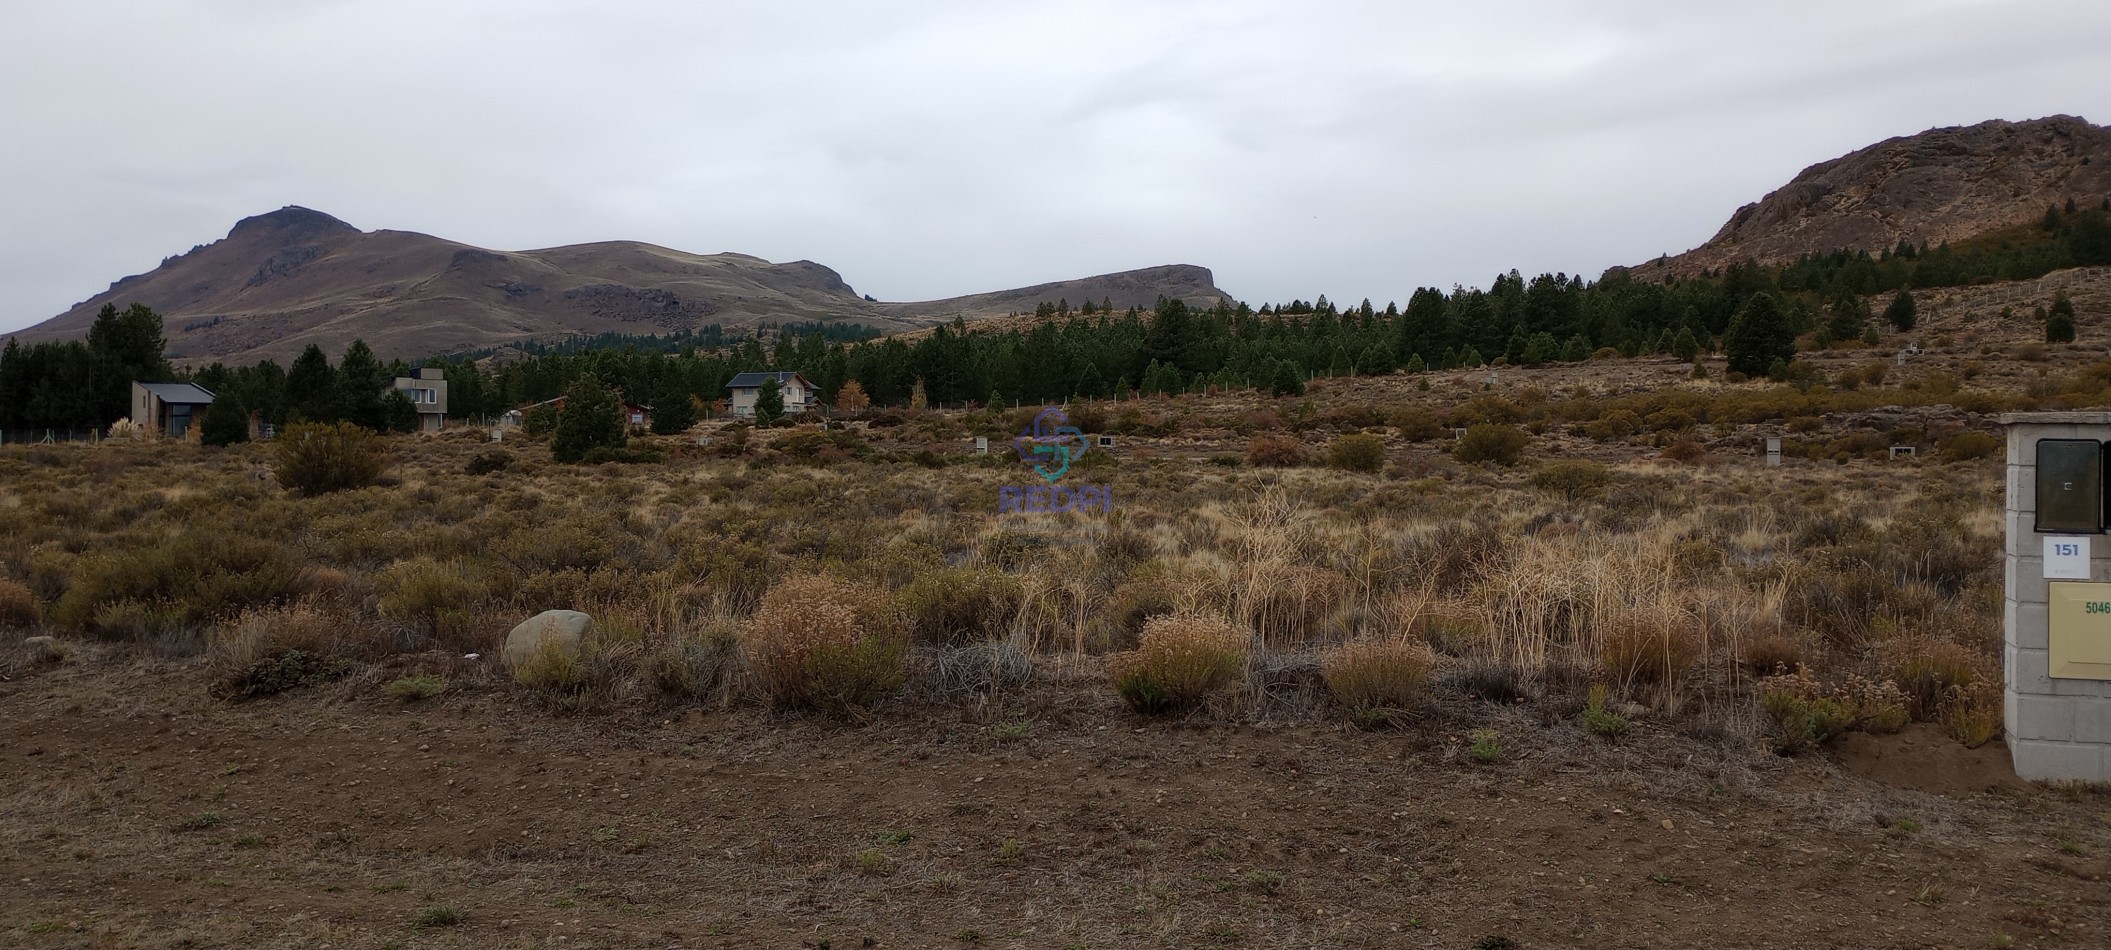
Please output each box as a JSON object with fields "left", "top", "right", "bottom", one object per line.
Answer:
{"left": 4, "top": 650, "right": 2107, "bottom": 950}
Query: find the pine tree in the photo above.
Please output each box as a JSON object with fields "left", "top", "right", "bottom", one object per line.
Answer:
{"left": 200, "top": 396, "right": 249, "bottom": 446}
{"left": 1268, "top": 359, "right": 1305, "bottom": 397}
{"left": 86, "top": 303, "right": 172, "bottom": 426}
{"left": 552, "top": 374, "right": 626, "bottom": 462}
{"left": 1723, "top": 293, "right": 1796, "bottom": 377}
{"left": 907, "top": 377, "right": 927, "bottom": 412}
{"left": 2047, "top": 292, "right": 2078, "bottom": 343}
{"left": 649, "top": 380, "right": 697, "bottom": 434}
{"left": 286, "top": 344, "right": 337, "bottom": 423}
{"left": 755, "top": 378, "right": 786, "bottom": 422}
{"left": 1405, "top": 353, "right": 1426, "bottom": 374}
{"left": 1884, "top": 288, "right": 1917, "bottom": 331}
{"left": 335, "top": 340, "right": 386, "bottom": 429}
{"left": 1559, "top": 334, "right": 1590, "bottom": 362}
{"left": 1521, "top": 332, "right": 1558, "bottom": 365}
{"left": 1670, "top": 328, "right": 1700, "bottom": 363}
{"left": 380, "top": 389, "right": 419, "bottom": 433}
{"left": 1827, "top": 293, "right": 1867, "bottom": 340}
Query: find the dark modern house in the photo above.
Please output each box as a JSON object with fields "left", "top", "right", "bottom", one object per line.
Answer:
{"left": 129, "top": 382, "right": 216, "bottom": 439}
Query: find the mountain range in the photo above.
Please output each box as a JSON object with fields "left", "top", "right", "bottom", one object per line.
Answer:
{"left": 9, "top": 114, "right": 2109, "bottom": 364}
{"left": 7, "top": 208, "right": 1230, "bottom": 364}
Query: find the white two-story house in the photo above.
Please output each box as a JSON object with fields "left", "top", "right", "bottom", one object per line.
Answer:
{"left": 726, "top": 371, "right": 817, "bottom": 418}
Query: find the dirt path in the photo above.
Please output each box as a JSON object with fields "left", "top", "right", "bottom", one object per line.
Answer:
{"left": 3, "top": 658, "right": 2107, "bottom": 949}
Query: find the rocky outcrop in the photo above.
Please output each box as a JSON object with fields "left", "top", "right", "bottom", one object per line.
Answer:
{"left": 1639, "top": 116, "right": 2111, "bottom": 276}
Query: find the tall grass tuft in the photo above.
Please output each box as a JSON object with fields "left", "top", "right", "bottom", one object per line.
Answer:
{"left": 1600, "top": 604, "right": 1700, "bottom": 689}
{"left": 1109, "top": 612, "right": 1250, "bottom": 715}
{"left": 1320, "top": 638, "right": 1434, "bottom": 713}
{"left": 742, "top": 574, "right": 909, "bottom": 715}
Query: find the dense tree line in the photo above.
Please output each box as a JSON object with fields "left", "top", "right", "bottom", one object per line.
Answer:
{"left": 0, "top": 304, "right": 171, "bottom": 430}
{"left": 1776, "top": 203, "right": 2111, "bottom": 299}
{"left": 6, "top": 211, "right": 2103, "bottom": 432}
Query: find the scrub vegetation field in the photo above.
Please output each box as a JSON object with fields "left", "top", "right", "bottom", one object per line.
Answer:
{"left": 5, "top": 341, "right": 2111, "bottom": 949}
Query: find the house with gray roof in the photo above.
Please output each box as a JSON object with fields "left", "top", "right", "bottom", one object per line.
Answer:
{"left": 130, "top": 382, "right": 215, "bottom": 439}
{"left": 726, "top": 371, "right": 816, "bottom": 418}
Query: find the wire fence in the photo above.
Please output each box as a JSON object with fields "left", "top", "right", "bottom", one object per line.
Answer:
{"left": 0, "top": 429, "right": 105, "bottom": 446}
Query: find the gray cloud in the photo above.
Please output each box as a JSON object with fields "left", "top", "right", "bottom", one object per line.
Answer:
{"left": 3, "top": 0, "right": 2106, "bottom": 333}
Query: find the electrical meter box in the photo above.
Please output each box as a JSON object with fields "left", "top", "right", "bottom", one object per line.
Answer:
{"left": 2047, "top": 581, "right": 2111, "bottom": 679}
{"left": 2035, "top": 439, "right": 2103, "bottom": 533}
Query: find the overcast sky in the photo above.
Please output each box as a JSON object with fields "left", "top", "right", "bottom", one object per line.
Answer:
{"left": 3, "top": 0, "right": 2108, "bottom": 333}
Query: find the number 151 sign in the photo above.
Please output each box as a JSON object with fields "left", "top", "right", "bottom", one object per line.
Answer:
{"left": 2046, "top": 536, "right": 2092, "bottom": 579}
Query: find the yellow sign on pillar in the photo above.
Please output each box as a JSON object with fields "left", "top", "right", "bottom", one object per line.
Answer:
{"left": 2047, "top": 581, "right": 2111, "bottom": 679}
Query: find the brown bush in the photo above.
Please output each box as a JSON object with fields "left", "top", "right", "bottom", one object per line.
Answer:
{"left": 897, "top": 567, "right": 1022, "bottom": 644}
{"left": 1739, "top": 634, "right": 1804, "bottom": 675}
{"left": 1888, "top": 638, "right": 1988, "bottom": 721}
{"left": 1643, "top": 409, "right": 1696, "bottom": 432}
{"left": 1325, "top": 433, "right": 1387, "bottom": 473}
{"left": 1528, "top": 460, "right": 1609, "bottom": 502}
{"left": 1583, "top": 409, "right": 1642, "bottom": 441}
{"left": 1454, "top": 424, "right": 1529, "bottom": 466}
{"left": 273, "top": 422, "right": 386, "bottom": 495}
{"left": 0, "top": 578, "right": 41, "bottom": 629}
{"left": 1659, "top": 441, "right": 1707, "bottom": 464}
{"left": 1600, "top": 606, "right": 1700, "bottom": 687}
{"left": 1321, "top": 638, "right": 1434, "bottom": 711}
{"left": 1389, "top": 410, "right": 1446, "bottom": 442}
{"left": 1109, "top": 613, "right": 1249, "bottom": 714}
{"left": 1938, "top": 431, "right": 2001, "bottom": 461}
{"left": 742, "top": 574, "right": 908, "bottom": 715}
{"left": 207, "top": 601, "right": 365, "bottom": 700}
{"left": 376, "top": 558, "right": 490, "bottom": 639}
{"left": 1246, "top": 434, "right": 1309, "bottom": 467}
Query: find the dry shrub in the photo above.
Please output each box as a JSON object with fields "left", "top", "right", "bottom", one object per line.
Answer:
{"left": 1759, "top": 668, "right": 1854, "bottom": 754}
{"left": 1887, "top": 638, "right": 1989, "bottom": 720}
{"left": 273, "top": 422, "right": 385, "bottom": 495}
{"left": 207, "top": 601, "right": 361, "bottom": 700}
{"left": 0, "top": 578, "right": 41, "bottom": 629}
{"left": 510, "top": 633, "right": 604, "bottom": 696}
{"left": 53, "top": 530, "right": 310, "bottom": 639}
{"left": 912, "top": 639, "right": 1037, "bottom": 701}
{"left": 1108, "top": 612, "right": 1250, "bottom": 715}
{"left": 1600, "top": 605, "right": 1700, "bottom": 687}
{"left": 897, "top": 567, "right": 1023, "bottom": 644}
{"left": 1939, "top": 431, "right": 2001, "bottom": 461}
{"left": 376, "top": 558, "right": 489, "bottom": 638}
{"left": 1739, "top": 634, "right": 1804, "bottom": 675}
{"left": 1321, "top": 638, "right": 1434, "bottom": 711}
{"left": 1246, "top": 434, "right": 1309, "bottom": 467}
{"left": 1454, "top": 424, "right": 1529, "bottom": 466}
{"left": 644, "top": 624, "right": 740, "bottom": 702}
{"left": 1583, "top": 409, "right": 1643, "bottom": 441}
{"left": 1938, "top": 679, "right": 2003, "bottom": 747}
{"left": 1659, "top": 441, "right": 1707, "bottom": 464}
{"left": 1402, "top": 519, "right": 1509, "bottom": 594}
{"left": 1235, "top": 562, "right": 1350, "bottom": 649}
{"left": 742, "top": 574, "right": 908, "bottom": 714}
{"left": 1528, "top": 460, "right": 1609, "bottom": 501}
{"left": 1325, "top": 433, "right": 1387, "bottom": 473}
{"left": 1759, "top": 667, "right": 1909, "bottom": 754}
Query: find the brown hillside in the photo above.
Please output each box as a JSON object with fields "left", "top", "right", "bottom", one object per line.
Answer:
{"left": 8, "top": 207, "right": 1229, "bottom": 363}
{"left": 871, "top": 263, "right": 1230, "bottom": 323}
{"left": 1638, "top": 115, "right": 2111, "bottom": 276}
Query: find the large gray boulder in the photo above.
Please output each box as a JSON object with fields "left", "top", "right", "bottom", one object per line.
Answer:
{"left": 503, "top": 610, "right": 593, "bottom": 669}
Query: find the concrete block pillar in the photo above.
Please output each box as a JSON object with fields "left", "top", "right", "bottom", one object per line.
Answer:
{"left": 2002, "top": 413, "right": 2111, "bottom": 781}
